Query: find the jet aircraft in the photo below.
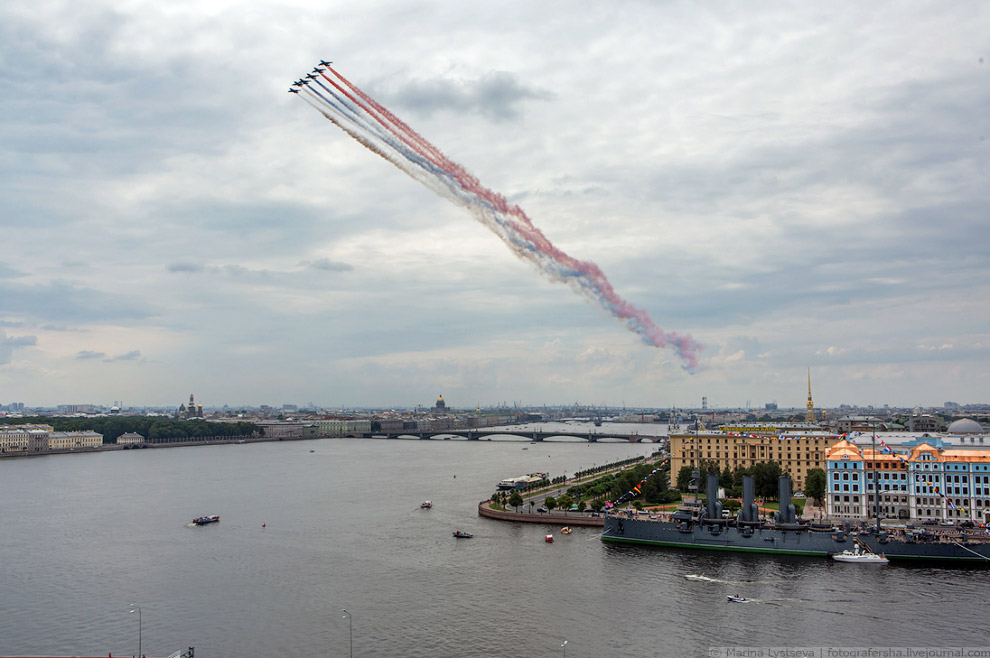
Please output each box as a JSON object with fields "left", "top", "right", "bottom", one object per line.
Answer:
{"left": 319, "top": 60, "right": 332, "bottom": 66}
{"left": 305, "top": 74, "right": 318, "bottom": 79}
{"left": 312, "top": 67, "right": 325, "bottom": 73}
{"left": 288, "top": 88, "right": 300, "bottom": 93}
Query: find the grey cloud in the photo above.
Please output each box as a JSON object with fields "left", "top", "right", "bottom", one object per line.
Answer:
{"left": 168, "top": 263, "right": 205, "bottom": 273}
{"left": 0, "top": 262, "right": 24, "bottom": 278}
{"left": 0, "top": 280, "right": 151, "bottom": 324}
{"left": 392, "top": 71, "right": 554, "bottom": 122}
{"left": 105, "top": 350, "right": 141, "bottom": 362}
{"left": 305, "top": 258, "right": 354, "bottom": 273}
{"left": 0, "top": 331, "right": 37, "bottom": 365}
{"left": 76, "top": 350, "right": 106, "bottom": 360}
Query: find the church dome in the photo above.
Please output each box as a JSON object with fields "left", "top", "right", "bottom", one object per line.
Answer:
{"left": 947, "top": 418, "right": 984, "bottom": 434}
{"left": 435, "top": 395, "right": 446, "bottom": 409}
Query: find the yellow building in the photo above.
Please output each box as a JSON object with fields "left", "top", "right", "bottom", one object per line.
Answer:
{"left": 48, "top": 431, "right": 103, "bottom": 450}
{"left": 669, "top": 427, "right": 844, "bottom": 489}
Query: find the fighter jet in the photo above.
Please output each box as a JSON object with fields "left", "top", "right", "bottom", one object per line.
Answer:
{"left": 319, "top": 60, "right": 332, "bottom": 66}
{"left": 288, "top": 88, "right": 300, "bottom": 93}
{"left": 305, "top": 73, "right": 318, "bottom": 80}
{"left": 312, "top": 67, "right": 325, "bottom": 73}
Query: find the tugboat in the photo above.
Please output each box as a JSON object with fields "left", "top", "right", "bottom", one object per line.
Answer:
{"left": 193, "top": 515, "right": 220, "bottom": 525}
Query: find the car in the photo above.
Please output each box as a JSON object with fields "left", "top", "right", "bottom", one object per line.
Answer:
{"left": 960, "top": 520, "right": 975, "bottom": 528}
{"left": 537, "top": 507, "right": 548, "bottom": 513}
{"left": 922, "top": 519, "right": 938, "bottom": 525}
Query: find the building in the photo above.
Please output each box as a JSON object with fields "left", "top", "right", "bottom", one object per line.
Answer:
{"left": 1, "top": 424, "right": 55, "bottom": 454}
{"left": 117, "top": 432, "right": 145, "bottom": 446}
{"left": 48, "top": 430, "right": 103, "bottom": 450}
{"left": 824, "top": 439, "right": 990, "bottom": 523}
{"left": 255, "top": 420, "right": 311, "bottom": 439}
{"left": 669, "top": 424, "right": 843, "bottom": 489}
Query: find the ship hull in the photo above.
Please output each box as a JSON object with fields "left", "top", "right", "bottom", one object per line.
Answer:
{"left": 602, "top": 516, "right": 990, "bottom": 563}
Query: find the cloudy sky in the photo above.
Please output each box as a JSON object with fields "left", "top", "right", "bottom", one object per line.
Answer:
{"left": 2, "top": 1, "right": 988, "bottom": 410}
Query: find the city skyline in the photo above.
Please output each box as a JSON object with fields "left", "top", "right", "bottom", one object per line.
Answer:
{"left": 2, "top": 2, "right": 989, "bottom": 408}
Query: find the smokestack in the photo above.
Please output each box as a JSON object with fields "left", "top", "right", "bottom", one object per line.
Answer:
{"left": 775, "top": 476, "right": 796, "bottom": 525}
{"left": 740, "top": 475, "right": 759, "bottom": 523}
{"left": 706, "top": 473, "right": 723, "bottom": 521}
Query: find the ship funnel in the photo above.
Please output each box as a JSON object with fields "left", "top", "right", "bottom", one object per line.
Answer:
{"left": 706, "top": 473, "right": 723, "bottom": 521}
{"left": 740, "top": 475, "right": 759, "bottom": 523}
{"left": 774, "top": 476, "right": 796, "bottom": 525}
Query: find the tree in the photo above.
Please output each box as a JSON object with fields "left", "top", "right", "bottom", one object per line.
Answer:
{"left": 676, "top": 466, "right": 695, "bottom": 492}
{"left": 545, "top": 496, "right": 557, "bottom": 514}
{"left": 508, "top": 491, "right": 523, "bottom": 512}
{"left": 557, "top": 494, "right": 574, "bottom": 514}
{"left": 529, "top": 499, "right": 536, "bottom": 514}
{"left": 805, "top": 468, "right": 826, "bottom": 506}
{"left": 590, "top": 499, "right": 604, "bottom": 513}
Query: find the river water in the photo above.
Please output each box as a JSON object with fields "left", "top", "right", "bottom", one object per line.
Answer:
{"left": 1, "top": 424, "right": 986, "bottom": 657}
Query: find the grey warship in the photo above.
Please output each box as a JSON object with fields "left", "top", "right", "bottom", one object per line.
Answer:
{"left": 601, "top": 473, "right": 990, "bottom": 564}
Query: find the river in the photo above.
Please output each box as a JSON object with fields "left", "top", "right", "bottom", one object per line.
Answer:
{"left": 0, "top": 425, "right": 986, "bottom": 657}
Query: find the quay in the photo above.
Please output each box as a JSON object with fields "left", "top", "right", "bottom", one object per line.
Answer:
{"left": 478, "top": 499, "right": 605, "bottom": 526}
{"left": 356, "top": 428, "right": 666, "bottom": 443}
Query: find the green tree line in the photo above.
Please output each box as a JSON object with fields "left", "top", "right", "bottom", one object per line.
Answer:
{"left": 2, "top": 416, "right": 259, "bottom": 444}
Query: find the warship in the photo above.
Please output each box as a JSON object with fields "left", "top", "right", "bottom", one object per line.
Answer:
{"left": 601, "top": 473, "right": 990, "bottom": 564}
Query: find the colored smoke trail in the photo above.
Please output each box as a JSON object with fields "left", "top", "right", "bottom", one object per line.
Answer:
{"left": 294, "top": 65, "right": 703, "bottom": 371}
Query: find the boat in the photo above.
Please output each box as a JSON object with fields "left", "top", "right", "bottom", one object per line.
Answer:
{"left": 420, "top": 501, "right": 432, "bottom": 509}
{"left": 545, "top": 534, "right": 554, "bottom": 543}
{"left": 602, "top": 473, "right": 990, "bottom": 564}
{"left": 193, "top": 515, "right": 219, "bottom": 525}
{"left": 833, "top": 544, "right": 889, "bottom": 564}
{"left": 453, "top": 530, "right": 473, "bottom": 538}
{"left": 727, "top": 595, "right": 749, "bottom": 603}
{"left": 561, "top": 527, "right": 573, "bottom": 535}
{"left": 497, "top": 472, "right": 549, "bottom": 490}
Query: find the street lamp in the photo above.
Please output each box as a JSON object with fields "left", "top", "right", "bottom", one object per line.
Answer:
{"left": 129, "top": 606, "right": 141, "bottom": 658}
{"left": 561, "top": 639, "right": 567, "bottom": 657}
{"left": 341, "top": 608, "right": 352, "bottom": 658}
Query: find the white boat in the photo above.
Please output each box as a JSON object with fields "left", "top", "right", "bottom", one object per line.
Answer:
{"left": 420, "top": 501, "right": 432, "bottom": 509}
{"left": 726, "top": 595, "right": 749, "bottom": 603}
{"left": 832, "top": 545, "right": 889, "bottom": 564}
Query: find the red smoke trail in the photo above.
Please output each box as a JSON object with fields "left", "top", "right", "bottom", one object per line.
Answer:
{"left": 311, "top": 66, "right": 703, "bottom": 370}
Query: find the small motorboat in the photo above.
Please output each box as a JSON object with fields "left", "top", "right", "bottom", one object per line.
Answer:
{"left": 420, "top": 501, "right": 433, "bottom": 509}
{"left": 453, "top": 530, "right": 473, "bottom": 538}
{"left": 193, "top": 515, "right": 220, "bottom": 525}
{"left": 545, "top": 534, "right": 554, "bottom": 543}
{"left": 727, "top": 595, "right": 749, "bottom": 603}
{"left": 561, "top": 527, "right": 573, "bottom": 535}
{"left": 832, "top": 545, "right": 888, "bottom": 564}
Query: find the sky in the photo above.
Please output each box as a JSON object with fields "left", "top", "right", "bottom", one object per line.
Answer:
{"left": 1, "top": 1, "right": 988, "bottom": 410}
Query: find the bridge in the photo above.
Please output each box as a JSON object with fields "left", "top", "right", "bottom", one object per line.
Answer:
{"left": 352, "top": 429, "right": 667, "bottom": 443}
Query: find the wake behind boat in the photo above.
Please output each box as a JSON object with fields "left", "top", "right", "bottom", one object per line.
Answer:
{"left": 193, "top": 514, "right": 219, "bottom": 525}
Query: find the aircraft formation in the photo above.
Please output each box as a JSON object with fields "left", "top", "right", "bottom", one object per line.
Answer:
{"left": 288, "top": 61, "right": 703, "bottom": 371}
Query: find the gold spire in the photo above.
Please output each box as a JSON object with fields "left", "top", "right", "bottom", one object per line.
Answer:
{"left": 805, "top": 367, "right": 816, "bottom": 423}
